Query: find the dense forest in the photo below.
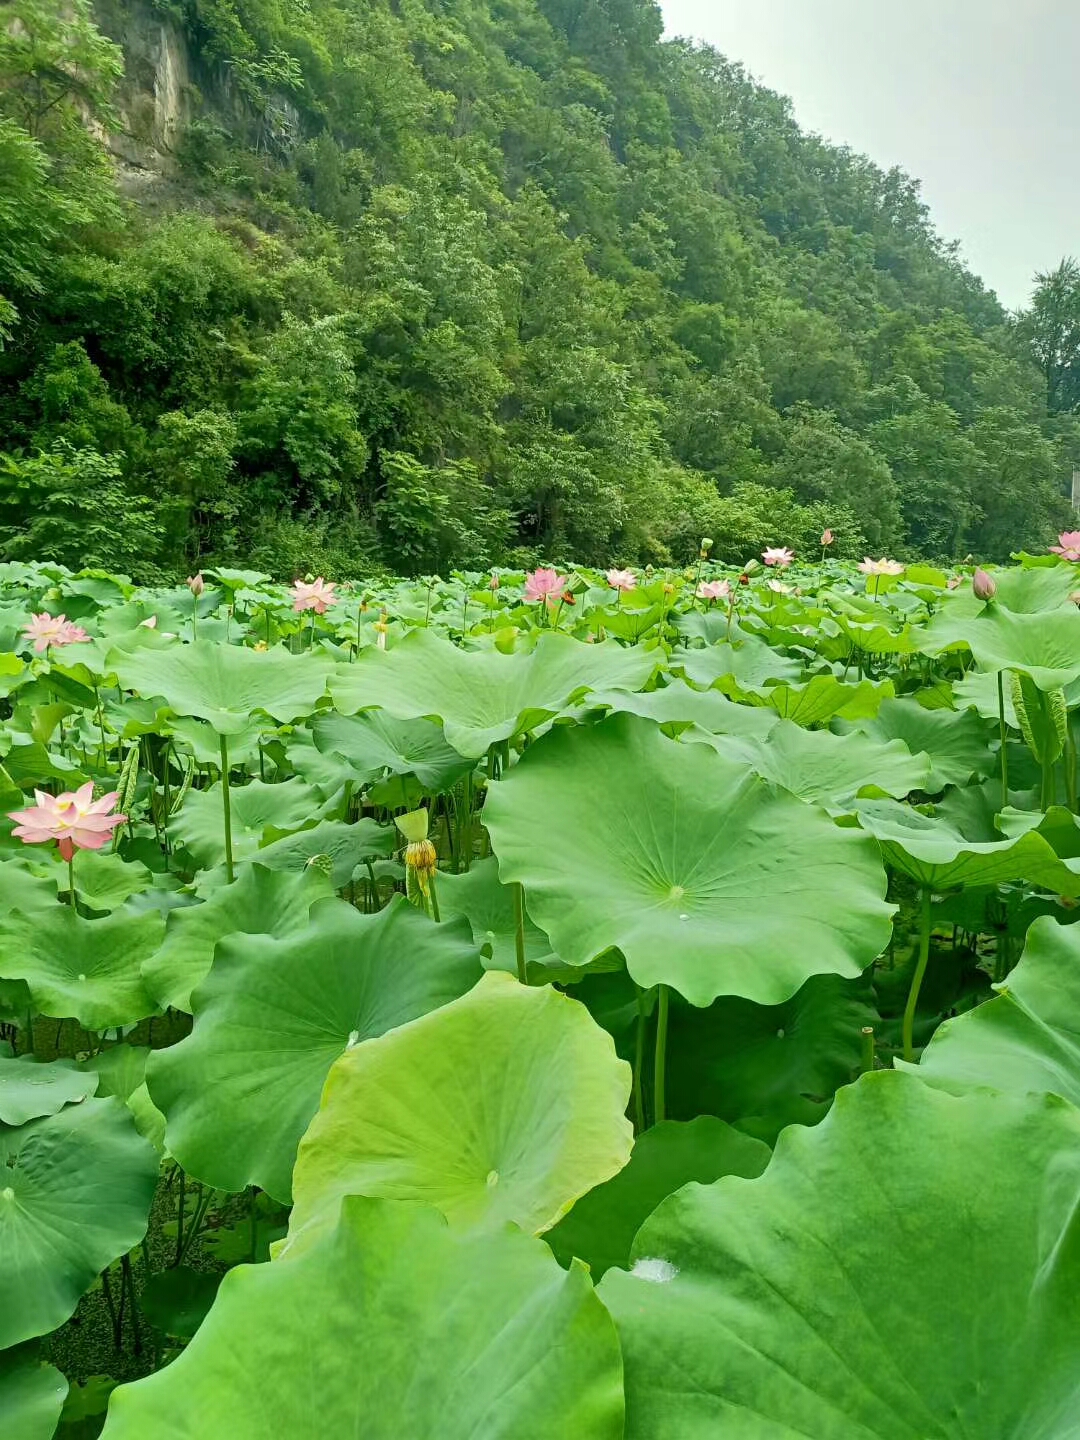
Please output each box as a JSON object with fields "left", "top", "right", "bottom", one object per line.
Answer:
{"left": 2, "top": 0, "right": 1079, "bottom": 580}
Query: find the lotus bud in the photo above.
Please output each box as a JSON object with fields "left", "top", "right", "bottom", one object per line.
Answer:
{"left": 972, "top": 568, "right": 996, "bottom": 602}
{"left": 821, "top": 529, "right": 834, "bottom": 546}
{"left": 187, "top": 573, "right": 205, "bottom": 596}
{"left": 489, "top": 571, "right": 500, "bottom": 591}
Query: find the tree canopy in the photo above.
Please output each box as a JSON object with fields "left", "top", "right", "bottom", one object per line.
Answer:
{"left": 0, "top": 0, "right": 1074, "bottom": 577}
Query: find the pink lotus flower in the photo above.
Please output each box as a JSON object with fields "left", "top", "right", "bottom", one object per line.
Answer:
{"left": 605, "top": 568, "right": 637, "bottom": 593}
{"left": 768, "top": 579, "right": 793, "bottom": 594}
{"left": 762, "top": 547, "right": 794, "bottom": 567}
{"left": 857, "top": 557, "right": 905, "bottom": 577}
{"left": 489, "top": 572, "right": 500, "bottom": 591}
{"left": 523, "top": 568, "right": 565, "bottom": 603}
{"left": 9, "top": 783, "right": 127, "bottom": 862}
{"left": 292, "top": 578, "right": 337, "bottom": 614}
{"left": 23, "top": 614, "right": 89, "bottom": 653}
{"left": 1050, "top": 531, "right": 1080, "bottom": 562}
{"left": 821, "top": 529, "right": 834, "bottom": 546}
{"left": 187, "top": 574, "right": 205, "bottom": 596}
{"left": 697, "top": 579, "right": 732, "bottom": 602}
{"left": 139, "top": 615, "right": 158, "bottom": 629}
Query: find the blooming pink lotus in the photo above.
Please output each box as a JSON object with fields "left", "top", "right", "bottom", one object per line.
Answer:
{"left": 1050, "top": 531, "right": 1080, "bottom": 562}
{"left": 762, "top": 547, "right": 794, "bottom": 567}
{"left": 523, "top": 568, "right": 565, "bottom": 603}
{"left": 23, "top": 614, "right": 89, "bottom": 653}
{"left": 605, "top": 568, "right": 637, "bottom": 593}
{"left": 821, "top": 529, "right": 834, "bottom": 546}
{"left": 697, "top": 579, "right": 732, "bottom": 602}
{"left": 292, "top": 578, "right": 337, "bottom": 614}
{"left": 857, "top": 557, "right": 905, "bottom": 577}
{"left": 9, "top": 783, "right": 127, "bottom": 862}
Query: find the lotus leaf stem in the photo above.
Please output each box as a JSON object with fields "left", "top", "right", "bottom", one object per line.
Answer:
{"left": 654, "top": 983, "right": 669, "bottom": 1124}
{"left": 902, "top": 887, "right": 933, "bottom": 1063}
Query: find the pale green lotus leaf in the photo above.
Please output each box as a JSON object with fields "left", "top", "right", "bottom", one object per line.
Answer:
{"left": 601, "top": 1075, "right": 1080, "bottom": 1439}
{"left": 284, "top": 971, "right": 633, "bottom": 1248}
{"left": 101, "top": 1197, "right": 624, "bottom": 1440}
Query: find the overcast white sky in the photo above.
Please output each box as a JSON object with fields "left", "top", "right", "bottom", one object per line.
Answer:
{"left": 660, "top": 0, "right": 1080, "bottom": 310}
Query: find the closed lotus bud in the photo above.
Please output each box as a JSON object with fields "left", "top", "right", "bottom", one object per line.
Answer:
{"left": 972, "top": 568, "right": 996, "bottom": 602}
{"left": 821, "top": 529, "right": 834, "bottom": 546}
{"left": 489, "top": 571, "right": 500, "bottom": 591}
{"left": 187, "top": 573, "right": 205, "bottom": 596}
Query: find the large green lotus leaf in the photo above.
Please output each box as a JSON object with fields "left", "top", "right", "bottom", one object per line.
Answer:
{"left": 0, "top": 906, "right": 163, "bottom": 1028}
{"left": 854, "top": 695, "right": 995, "bottom": 791}
{"left": 665, "top": 972, "right": 878, "bottom": 1139}
{"left": 546, "top": 1118, "right": 769, "bottom": 1280}
{"left": 101, "top": 1196, "right": 623, "bottom": 1440}
{"left": 725, "top": 674, "right": 893, "bottom": 726}
{"left": 437, "top": 856, "right": 558, "bottom": 974}
{"left": 993, "top": 562, "right": 1080, "bottom": 613}
{"left": 698, "top": 719, "right": 930, "bottom": 809}
{"left": 671, "top": 638, "right": 801, "bottom": 690}
{"left": 587, "top": 681, "right": 779, "bottom": 738}
{"left": 111, "top": 641, "right": 333, "bottom": 735}
{"left": 600, "top": 1075, "right": 1080, "bottom": 1439}
{"left": 0, "top": 1097, "right": 157, "bottom": 1347}
{"left": 80, "top": 1045, "right": 166, "bottom": 1153}
{"left": 143, "top": 862, "right": 334, "bottom": 1011}
{"left": 854, "top": 798, "right": 1080, "bottom": 891}
{"left": 168, "top": 777, "right": 322, "bottom": 869}
{"left": 0, "top": 1344, "right": 68, "bottom": 1440}
{"left": 330, "top": 628, "right": 656, "bottom": 758}
{"left": 310, "top": 710, "right": 472, "bottom": 792}
{"left": 906, "top": 916, "right": 1080, "bottom": 1103}
{"left": 21, "top": 850, "right": 153, "bottom": 913}
{"left": 168, "top": 713, "right": 266, "bottom": 767}
{"left": 921, "top": 604, "right": 1080, "bottom": 689}
{"left": 0, "top": 1052, "right": 98, "bottom": 1125}
{"left": 148, "top": 896, "right": 484, "bottom": 1201}
{"left": 248, "top": 817, "right": 395, "bottom": 890}
{"left": 285, "top": 972, "right": 633, "bottom": 1248}
{"left": 0, "top": 860, "right": 57, "bottom": 917}
{"left": 484, "top": 715, "right": 893, "bottom": 1006}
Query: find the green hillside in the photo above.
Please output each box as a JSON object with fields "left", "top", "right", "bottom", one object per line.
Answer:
{"left": 0, "top": 0, "right": 1076, "bottom": 577}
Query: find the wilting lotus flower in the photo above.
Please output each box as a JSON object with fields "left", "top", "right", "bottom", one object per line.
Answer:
{"left": 139, "top": 615, "right": 158, "bottom": 629}
{"left": 292, "top": 578, "right": 337, "bottom": 614}
{"left": 762, "top": 547, "right": 795, "bottom": 567}
{"left": 187, "top": 573, "right": 205, "bottom": 596}
{"left": 523, "top": 568, "right": 565, "bottom": 603}
{"left": 972, "top": 568, "right": 997, "bottom": 601}
{"left": 23, "top": 613, "right": 88, "bottom": 653}
{"left": 947, "top": 576, "right": 962, "bottom": 590}
{"left": 821, "top": 529, "right": 834, "bottom": 547}
{"left": 1050, "top": 530, "right": 1080, "bottom": 562}
{"left": 9, "top": 783, "right": 127, "bottom": 862}
{"left": 488, "top": 571, "right": 500, "bottom": 591}
{"left": 857, "top": 557, "right": 905, "bottom": 577}
{"left": 606, "top": 568, "right": 637, "bottom": 592}
{"left": 697, "top": 579, "right": 732, "bottom": 602}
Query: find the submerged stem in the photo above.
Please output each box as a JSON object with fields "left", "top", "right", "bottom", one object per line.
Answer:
{"left": 632, "top": 987, "right": 647, "bottom": 1134}
{"left": 219, "top": 733, "right": 234, "bottom": 883}
{"left": 997, "top": 669, "right": 1009, "bottom": 800}
{"left": 513, "top": 882, "right": 527, "bottom": 985}
{"left": 653, "top": 984, "right": 669, "bottom": 1124}
{"left": 902, "top": 887, "right": 933, "bottom": 1063}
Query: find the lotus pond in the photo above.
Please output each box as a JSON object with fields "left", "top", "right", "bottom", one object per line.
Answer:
{"left": 3, "top": 553, "right": 1080, "bottom": 1437}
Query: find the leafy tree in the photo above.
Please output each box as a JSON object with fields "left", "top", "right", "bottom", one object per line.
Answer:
{"left": 1014, "top": 259, "right": 1080, "bottom": 414}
